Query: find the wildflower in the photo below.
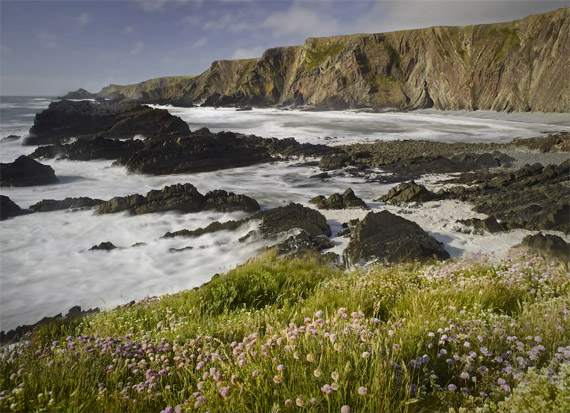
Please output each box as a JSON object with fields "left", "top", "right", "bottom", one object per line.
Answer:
{"left": 277, "top": 364, "right": 285, "bottom": 372}
{"left": 293, "top": 351, "right": 300, "bottom": 359}
{"left": 284, "top": 399, "right": 292, "bottom": 407}
{"left": 330, "top": 334, "right": 338, "bottom": 343}
{"left": 321, "top": 384, "right": 332, "bottom": 394}
{"left": 314, "top": 369, "right": 322, "bottom": 377}
{"left": 341, "top": 405, "right": 351, "bottom": 413}
{"left": 296, "top": 397, "right": 304, "bottom": 407}
{"left": 219, "top": 386, "right": 230, "bottom": 398}
{"left": 460, "top": 372, "right": 469, "bottom": 380}
{"left": 331, "top": 383, "right": 339, "bottom": 391}
{"left": 197, "top": 382, "right": 204, "bottom": 390}
{"left": 196, "top": 361, "right": 204, "bottom": 370}
{"left": 331, "top": 371, "right": 340, "bottom": 381}
{"left": 448, "top": 384, "right": 457, "bottom": 392}
{"left": 273, "top": 375, "right": 282, "bottom": 384}
{"left": 362, "top": 351, "right": 370, "bottom": 359}
{"left": 306, "top": 353, "right": 314, "bottom": 362}
{"left": 252, "top": 370, "right": 260, "bottom": 378}
{"left": 358, "top": 386, "right": 367, "bottom": 395}
{"left": 310, "top": 398, "right": 317, "bottom": 405}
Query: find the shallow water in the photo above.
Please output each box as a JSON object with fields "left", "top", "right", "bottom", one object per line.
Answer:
{"left": 1, "top": 98, "right": 568, "bottom": 331}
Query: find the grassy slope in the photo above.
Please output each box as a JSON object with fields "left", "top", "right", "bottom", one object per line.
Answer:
{"left": 1, "top": 251, "right": 569, "bottom": 412}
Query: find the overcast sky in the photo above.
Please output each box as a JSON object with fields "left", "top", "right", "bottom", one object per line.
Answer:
{"left": 0, "top": 0, "right": 567, "bottom": 96}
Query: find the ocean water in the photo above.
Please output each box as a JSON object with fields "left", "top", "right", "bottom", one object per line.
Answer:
{"left": 1, "top": 96, "right": 569, "bottom": 331}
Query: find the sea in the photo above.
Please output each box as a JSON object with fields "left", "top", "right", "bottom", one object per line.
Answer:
{"left": 1, "top": 95, "right": 569, "bottom": 331}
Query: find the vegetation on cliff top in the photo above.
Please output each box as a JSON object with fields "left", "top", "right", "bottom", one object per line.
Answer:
{"left": 1, "top": 250, "right": 568, "bottom": 412}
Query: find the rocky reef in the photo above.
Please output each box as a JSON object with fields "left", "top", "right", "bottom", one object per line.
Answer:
{"left": 0, "top": 155, "right": 58, "bottom": 187}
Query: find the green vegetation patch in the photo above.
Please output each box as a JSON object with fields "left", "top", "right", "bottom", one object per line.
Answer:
{"left": 305, "top": 42, "right": 345, "bottom": 70}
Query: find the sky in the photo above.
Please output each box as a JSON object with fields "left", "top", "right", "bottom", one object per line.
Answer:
{"left": 0, "top": 0, "right": 567, "bottom": 96}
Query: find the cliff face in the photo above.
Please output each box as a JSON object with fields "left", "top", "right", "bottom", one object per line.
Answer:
{"left": 97, "top": 76, "right": 195, "bottom": 102}
{"left": 97, "top": 8, "right": 570, "bottom": 112}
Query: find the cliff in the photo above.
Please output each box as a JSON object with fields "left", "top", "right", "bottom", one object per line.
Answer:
{"left": 96, "top": 76, "right": 196, "bottom": 102}
{"left": 93, "top": 8, "right": 570, "bottom": 112}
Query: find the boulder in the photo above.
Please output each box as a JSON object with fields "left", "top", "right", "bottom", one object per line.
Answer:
{"left": 162, "top": 220, "right": 246, "bottom": 238}
{"left": 30, "top": 197, "right": 104, "bottom": 213}
{"left": 0, "top": 195, "right": 23, "bottom": 220}
{"left": 98, "top": 183, "right": 259, "bottom": 216}
{"left": 457, "top": 216, "right": 506, "bottom": 233}
{"left": 30, "top": 137, "right": 144, "bottom": 161}
{"left": 24, "top": 100, "right": 189, "bottom": 145}
{"left": 251, "top": 203, "right": 331, "bottom": 237}
{"left": 318, "top": 153, "right": 351, "bottom": 171}
{"left": 268, "top": 229, "right": 335, "bottom": 257}
{"left": 376, "top": 181, "right": 437, "bottom": 204}
{"left": 1, "top": 135, "right": 20, "bottom": 142}
{"left": 0, "top": 155, "right": 58, "bottom": 187}
{"left": 309, "top": 188, "right": 368, "bottom": 210}
{"left": 89, "top": 242, "right": 117, "bottom": 251}
{"left": 343, "top": 210, "right": 450, "bottom": 265}
{"left": 521, "top": 233, "right": 569, "bottom": 263}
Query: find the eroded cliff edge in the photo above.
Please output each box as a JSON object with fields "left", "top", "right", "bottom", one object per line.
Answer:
{"left": 87, "top": 8, "right": 570, "bottom": 112}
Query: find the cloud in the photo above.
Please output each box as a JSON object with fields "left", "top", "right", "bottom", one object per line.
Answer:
{"left": 191, "top": 37, "right": 208, "bottom": 49}
{"left": 37, "top": 32, "right": 58, "bottom": 48}
{"left": 130, "top": 41, "right": 145, "bottom": 56}
{"left": 262, "top": 3, "right": 342, "bottom": 39}
{"left": 232, "top": 46, "right": 264, "bottom": 59}
{"left": 138, "top": 0, "right": 193, "bottom": 12}
{"left": 124, "top": 25, "right": 134, "bottom": 34}
{"left": 77, "top": 12, "right": 90, "bottom": 27}
{"left": 202, "top": 13, "right": 254, "bottom": 33}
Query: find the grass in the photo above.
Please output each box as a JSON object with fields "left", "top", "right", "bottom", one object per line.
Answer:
{"left": 1, "top": 251, "right": 569, "bottom": 412}
{"left": 305, "top": 42, "right": 345, "bottom": 71}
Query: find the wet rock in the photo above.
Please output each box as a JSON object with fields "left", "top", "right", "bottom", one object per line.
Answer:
{"left": 169, "top": 246, "right": 194, "bottom": 253}
{"left": 30, "top": 137, "right": 144, "bottom": 161}
{"left": 162, "top": 220, "right": 246, "bottom": 238}
{"left": 98, "top": 183, "right": 259, "bottom": 216}
{"left": 89, "top": 241, "right": 117, "bottom": 251}
{"left": 1, "top": 135, "right": 20, "bottom": 141}
{"left": 30, "top": 197, "right": 104, "bottom": 212}
{"left": 24, "top": 100, "right": 189, "bottom": 145}
{"left": 0, "top": 155, "right": 58, "bottom": 187}
{"left": 343, "top": 210, "right": 450, "bottom": 265}
{"left": 268, "top": 229, "right": 335, "bottom": 257}
{"left": 521, "top": 233, "right": 569, "bottom": 263}
{"left": 309, "top": 188, "right": 368, "bottom": 210}
{"left": 511, "top": 132, "right": 570, "bottom": 153}
{"left": 0, "top": 195, "right": 23, "bottom": 220}
{"left": 251, "top": 203, "right": 331, "bottom": 237}
{"left": 376, "top": 181, "right": 437, "bottom": 204}
{"left": 318, "top": 153, "right": 351, "bottom": 171}
{"left": 457, "top": 216, "right": 507, "bottom": 233}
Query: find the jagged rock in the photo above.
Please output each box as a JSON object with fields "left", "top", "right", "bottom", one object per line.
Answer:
{"left": 318, "top": 153, "right": 351, "bottom": 171}
{"left": 511, "top": 132, "right": 570, "bottom": 153}
{"left": 1, "top": 135, "right": 20, "bottom": 141}
{"left": 59, "top": 88, "right": 96, "bottom": 100}
{"left": 343, "top": 210, "right": 450, "bottom": 265}
{"left": 24, "top": 100, "right": 189, "bottom": 145}
{"left": 30, "top": 197, "right": 104, "bottom": 212}
{"left": 98, "top": 183, "right": 259, "bottom": 216}
{"left": 162, "top": 220, "right": 246, "bottom": 238}
{"left": 0, "top": 195, "right": 23, "bottom": 220}
{"left": 457, "top": 216, "right": 507, "bottom": 233}
{"left": 376, "top": 181, "right": 437, "bottom": 204}
{"left": 169, "top": 246, "right": 194, "bottom": 253}
{"left": 268, "top": 229, "right": 335, "bottom": 257}
{"left": 89, "top": 242, "right": 117, "bottom": 251}
{"left": 30, "top": 137, "right": 144, "bottom": 161}
{"left": 309, "top": 188, "right": 368, "bottom": 209}
{"left": 252, "top": 203, "right": 331, "bottom": 237}
{"left": 521, "top": 233, "right": 569, "bottom": 263}
{"left": 0, "top": 155, "right": 58, "bottom": 187}
{"left": 203, "top": 190, "right": 260, "bottom": 213}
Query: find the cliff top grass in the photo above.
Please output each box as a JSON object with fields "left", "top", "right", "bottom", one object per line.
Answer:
{"left": 1, "top": 250, "right": 569, "bottom": 412}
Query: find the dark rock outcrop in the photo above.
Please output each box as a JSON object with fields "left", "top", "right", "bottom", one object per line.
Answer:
{"left": 30, "top": 137, "right": 144, "bottom": 161}
{"left": 89, "top": 242, "right": 117, "bottom": 251}
{"left": 376, "top": 181, "right": 437, "bottom": 204}
{"left": 457, "top": 217, "right": 507, "bottom": 233}
{"left": 268, "top": 229, "right": 335, "bottom": 257}
{"left": 59, "top": 88, "right": 96, "bottom": 100}
{"left": 162, "top": 220, "right": 247, "bottom": 238}
{"left": 251, "top": 203, "right": 331, "bottom": 237}
{"left": 30, "top": 197, "right": 104, "bottom": 213}
{"left": 24, "top": 100, "right": 190, "bottom": 145}
{"left": 0, "top": 195, "right": 23, "bottom": 220}
{"left": 310, "top": 188, "right": 368, "bottom": 209}
{"left": 318, "top": 154, "right": 351, "bottom": 171}
{"left": 1, "top": 135, "right": 20, "bottom": 142}
{"left": 0, "top": 155, "right": 58, "bottom": 187}
{"left": 98, "top": 183, "right": 260, "bottom": 216}
{"left": 343, "top": 210, "right": 450, "bottom": 265}
{"left": 521, "top": 233, "right": 569, "bottom": 263}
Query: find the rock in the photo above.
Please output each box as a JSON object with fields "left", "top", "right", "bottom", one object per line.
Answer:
{"left": 203, "top": 190, "right": 260, "bottom": 213}
{"left": 1, "top": 135, "right": 20, "bottom": 141}
{"left": 318, "top": 153, "right": 351, "bottom": 171}
{"left": 24, "top": 100, "right": 189, "bottom": 145}
{"left": 457, "top": 216, "right": 507, "bottom": 233}
{"left": 59, "top": 88, "right": 96, "bottom": 100}
{"left": 376, "top": 181, "right": 437, "bottom": 204}
{"left": 162, "top": 220, "right": 246, "bottom": 238}
{"left": 268, "top": 229, "right": 335, "bottom": 257}
{"left": 511, "top": 132, "right": 570, "bottom": 153}
{"left": 169, "top": 246, "right": 194, "bottom": 253}
{"left": 521, "top": 233, "right": 569, "bottom": 263}
{"left": 251, "top": 203, "right": 331, "bottom": 237}
{"left": 89, "top": 241, "right": 117, "bottom": 251}
{"left": 0, "top": 195, "right": 23, "bottom": 220}
{"left": 309, "top": 188, "right": 368, "bottom": 209}
{"left": 30, "top": 197, "right": 104, "bottom": 212}
{"left": 98, "top": 183, "right": 259, "bottom": 216}
{"left": 343, "top": 210, "right": 450, "bottom": 265}
{"left": 0, "top": 155, "right": 58, "bottom": 187}
{"left": 30, "top": 137, "right": 144, "bottom": 161}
